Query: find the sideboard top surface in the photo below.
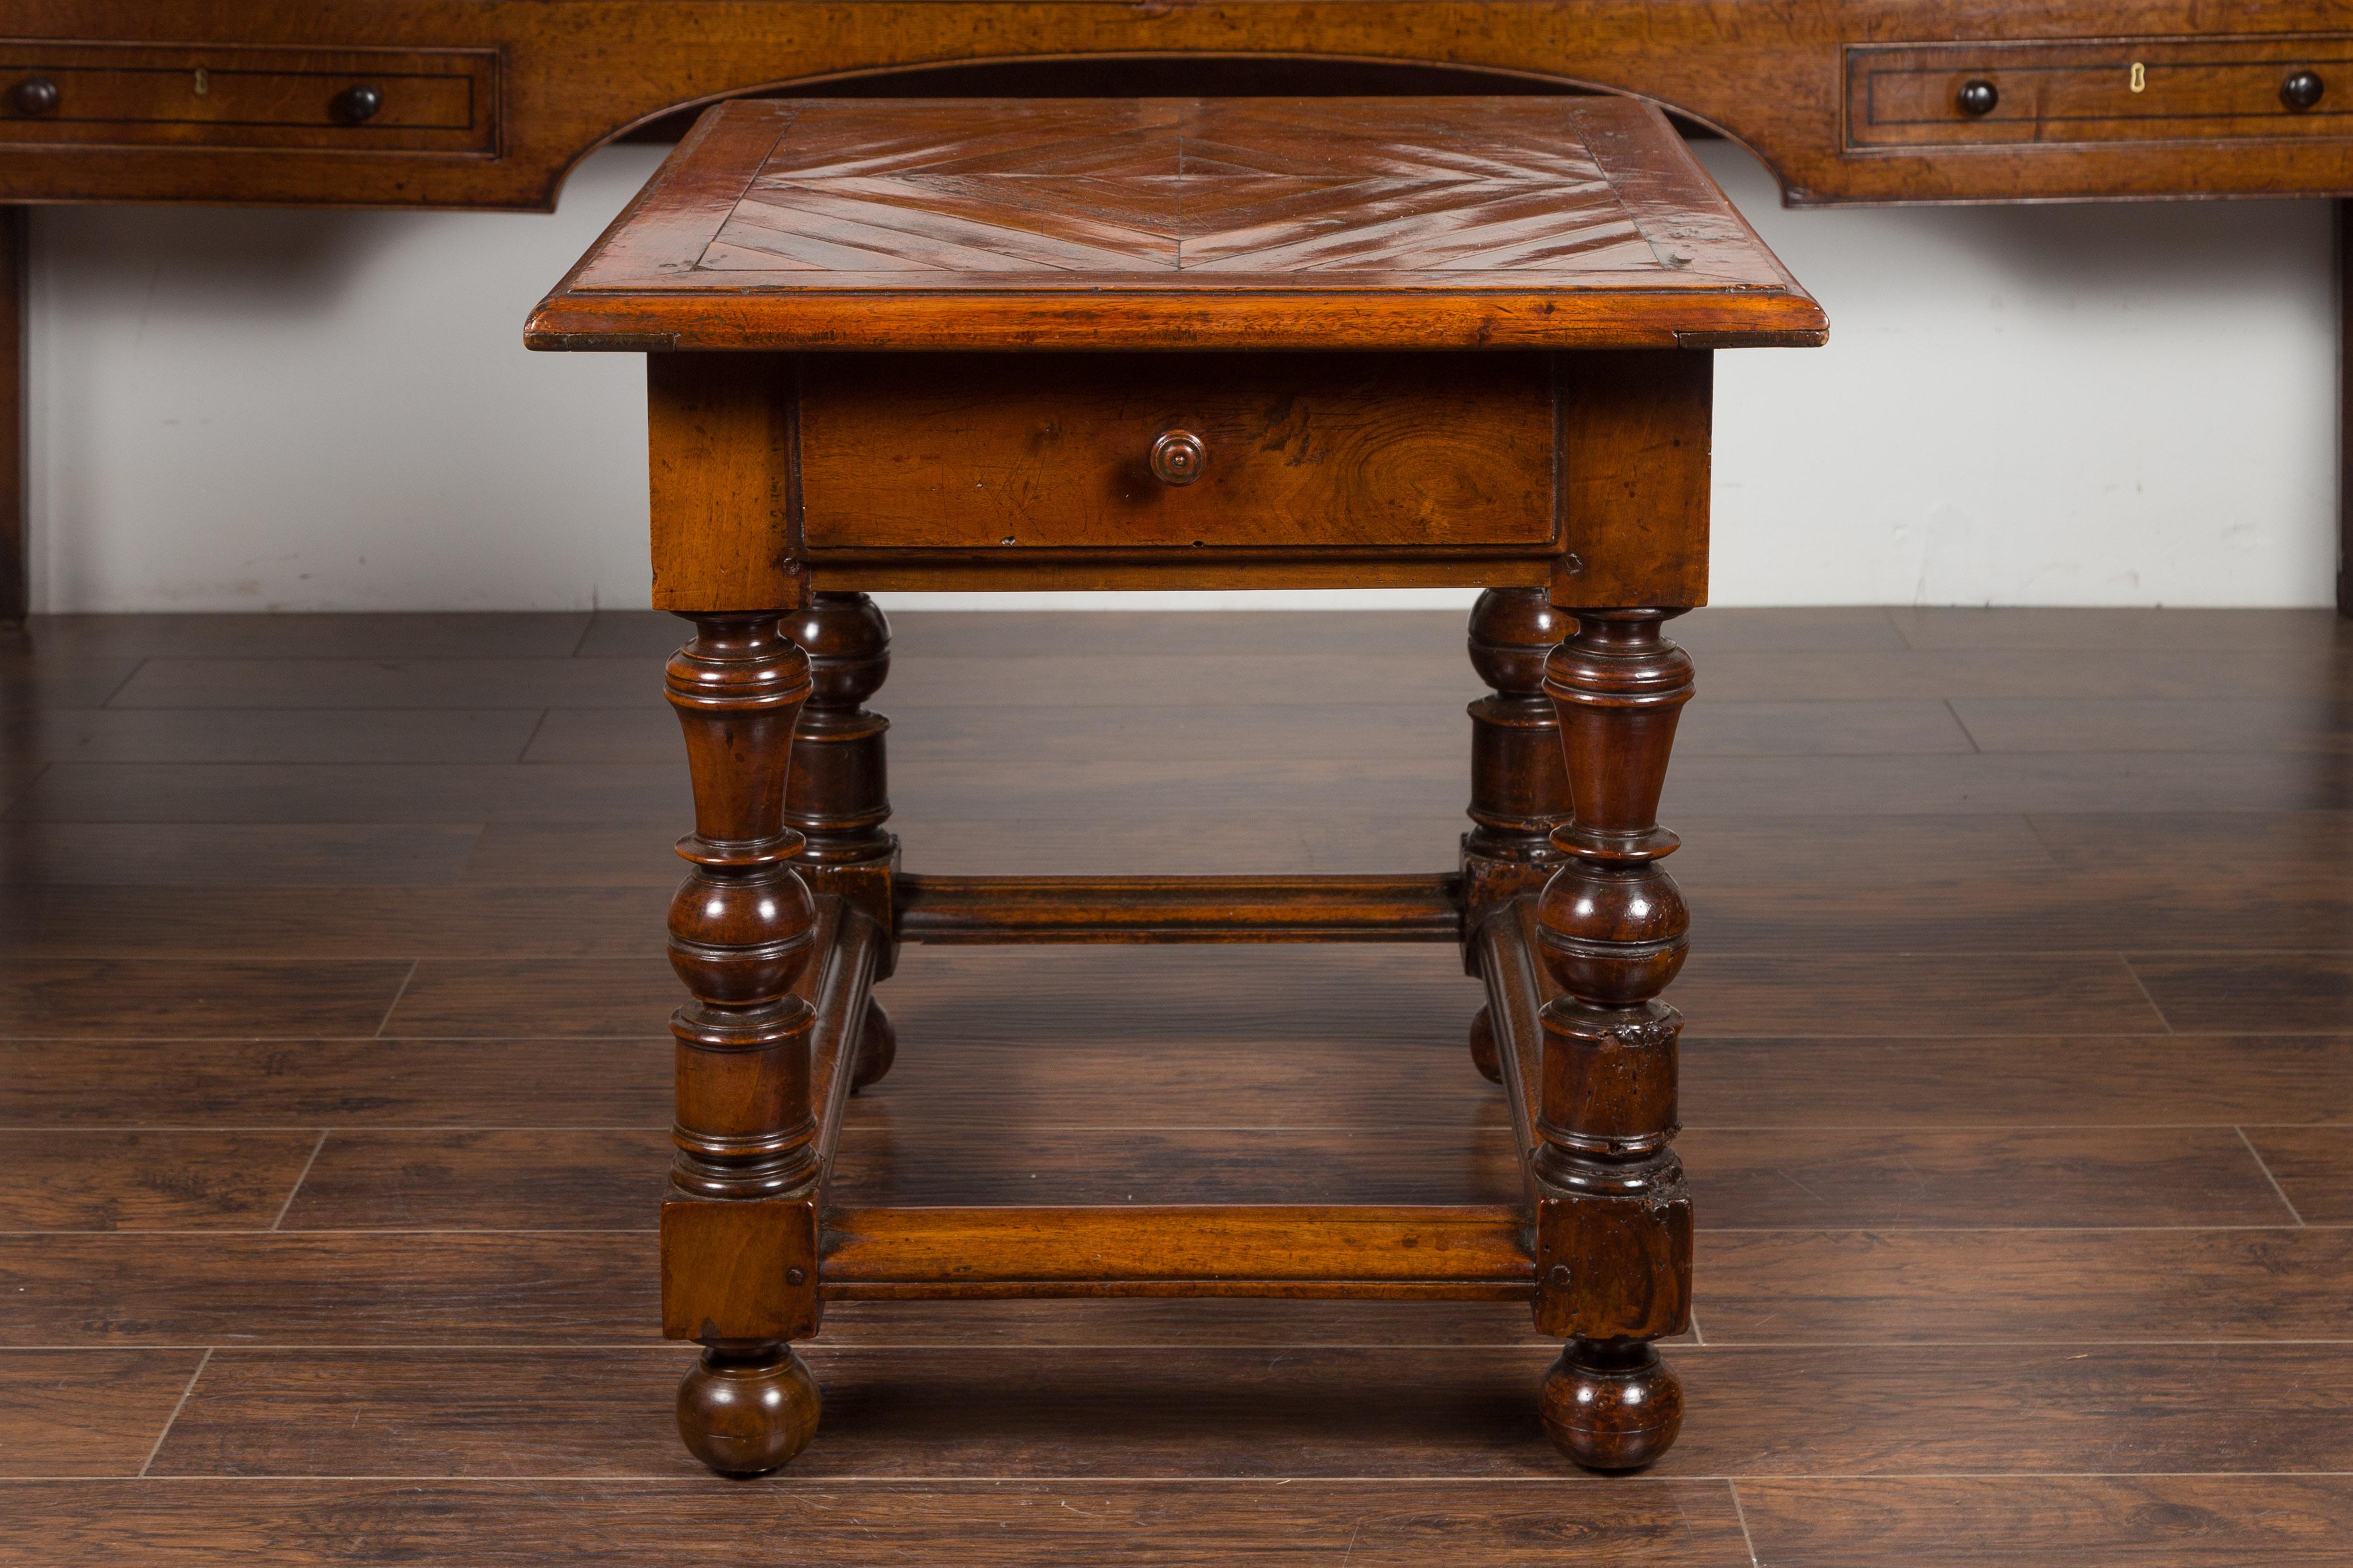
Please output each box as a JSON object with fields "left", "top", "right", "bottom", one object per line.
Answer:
{"left": 526, "top": 96, "right": 1828, "bottom": 351}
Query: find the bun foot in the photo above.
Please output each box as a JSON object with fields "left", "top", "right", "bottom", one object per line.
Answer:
{"left": 849, "top": 1000, "right": 897, "bottom": 1093}
{"left": 678, "top": 1344, "right": 821, "bottom": 1476}
{"left": 1540, "top": 1341, "right": 1683, "bottom": 1471}
{"left": 1468, "top": 1005, "right": 1503, "bottom": 1085}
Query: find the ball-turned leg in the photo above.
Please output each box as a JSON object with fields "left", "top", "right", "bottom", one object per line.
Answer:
{"left": 1530, "top": 608, "right": 1695, "bottom": 1471}
{"left": 679, "top": 1343, "right": 824, "bottom": 1477}
{"left": 1468, "top": 1004, "right": 1502, "bottom": 1086}
{"left": 848, "top": 998, "right": 897, "bottom": 1094}
{"left": 663, "top": 612, "right": 825, "bottom": 1476}
{"left": 1461, "top": 588, "right": 1575, "bottom": 1084}
{"left": 1540, "top": 1340, "right": 1685, "bottom": 1471}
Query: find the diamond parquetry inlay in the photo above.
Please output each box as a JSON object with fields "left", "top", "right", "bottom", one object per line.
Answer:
{"left": 698, "top": 98, "right": 1657, "bottom": 277}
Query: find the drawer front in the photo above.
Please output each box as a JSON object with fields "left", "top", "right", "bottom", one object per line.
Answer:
{"left": 1847, "top": 36, "right": 2353, "bottom": 148}
{"left": 0, "top": 41, "right": 495, "bottom": 154}
{"left": 795, "top": 354, "right": 1560, "bottom": 557}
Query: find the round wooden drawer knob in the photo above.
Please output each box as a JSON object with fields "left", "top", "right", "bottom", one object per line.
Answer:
{"left": 1956, "top": 79, "right": 1998, "bottom": 117}
{"left": 335, "top": 83, "right": 384, "bottom": 123}
{"left": 1150, "top": 429, "right": 1206, "bottom": 486}
{"left": 2283, "top": 71, "right": 2326, "bottom": 111}
{"left": 10, "top": 78, "right": 58, "bottom": 117}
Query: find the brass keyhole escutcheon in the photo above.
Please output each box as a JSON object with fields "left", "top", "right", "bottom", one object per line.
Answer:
{"left": 1150, "top": 428, "right": 1206, "bottom": 486}
{"left": 2129, "top": 62, "right": 2146, "bottom": 93}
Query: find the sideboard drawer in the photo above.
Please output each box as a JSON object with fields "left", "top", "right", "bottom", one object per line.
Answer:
{"left": 795, "top": 354, "right": 1561, "bottom": 558}
{"left": 1847, "top": 36, "right": 2353, "bottom": 148}
{"left": 0, "top": 40, "right": 496, "bottom": 154}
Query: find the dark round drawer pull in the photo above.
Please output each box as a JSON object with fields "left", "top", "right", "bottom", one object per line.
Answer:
{"left": 1150, "top": 429, "right": 1206, "bottom": 486}
{"left": 1956, "top": 79, "right": 1999, "bottom": 117}
{"left": 334, "top": 83, "right": 384, "bottom": 123}
{"left": 10, "top": 77, "right": 58, "bottom": 117}
{"left": 2283, "top": 70, "right": 2326, "bottom": 111}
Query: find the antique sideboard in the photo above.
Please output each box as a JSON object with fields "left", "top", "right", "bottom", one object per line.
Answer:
{"left": 5, "top": 1, "right": 2353, "bottom": 620}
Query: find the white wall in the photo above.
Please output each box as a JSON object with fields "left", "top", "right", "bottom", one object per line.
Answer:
{"left": 23, "top": 136, "right": 2339, "bottom": 613}
{"left": 1700, "top": 144, "right": 2337, "bottom": 608}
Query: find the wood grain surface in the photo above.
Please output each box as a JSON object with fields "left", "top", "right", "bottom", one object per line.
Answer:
{"left": 528, "top": 96, "right": 1824, "bottom": 351}
{"left": 128, "top": 1341, "right": 2353, "bottom": 1478}
{"left": 795, "top": 354, "right": 1559, "bottom": 555}
{"left": 18, "top": 0, "right": 2353, "bottom": 212}
{"left": 0, "top": 605, "right": 2347, "bottom": 1563}
{"left": 0, "top": 1478, "right": 1760, "bottom": 1565}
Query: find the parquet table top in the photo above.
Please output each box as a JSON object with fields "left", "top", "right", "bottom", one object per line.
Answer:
{"left": 528, "top": 97, "right": 1827, "bottom": 351}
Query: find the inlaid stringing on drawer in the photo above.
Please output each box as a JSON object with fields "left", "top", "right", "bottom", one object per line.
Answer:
{"left": 0, "top": 39, "right": 498, "bottom": 154}
{"left": 1846, "top": 36, "right": 2353, "bottom": 149}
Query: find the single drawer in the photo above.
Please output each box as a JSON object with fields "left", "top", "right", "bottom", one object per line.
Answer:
{"left": 794, "top": 354, "right": 1561, "bottom": 559}
{"left": 1846, "top": 36, "right": 2353, "bottom": 148}
{"left": 0, "top": 40, "right": 496, "bottom": 154}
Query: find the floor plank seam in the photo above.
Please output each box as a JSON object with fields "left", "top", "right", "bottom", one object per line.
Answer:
{"left": 92, "top": 661, "right": 148, "bottom": 710}
{"left": 1727, "top": 1478, "right": 1763, "bottom": 1568}
{"left": 371, "top": 961, "right": 421, "bottom": 1039}
{"left": 135, "top": 1348, "right": 211, "bottom": 1479}
{"left": 1937, "top": 698, "right": 1985, "bottom": 755}
{"left": 267, "top": 1132, "right": 330, "bottom": 1231}
{"left": 2237, "top": 1127, "right": 2308, "bottom": 1226}
{"left": 512, "top": 708, "right": 554, "bottom": 763}
{"left": 2118, "top": 955, "right": 2180, "bottom": 1035}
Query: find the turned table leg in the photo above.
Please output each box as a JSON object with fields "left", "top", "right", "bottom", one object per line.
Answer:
{"left": 1529, "top": 608, "right": 1695, "bottom": 1471}
{"left": 1461, "top": 587, "right": 1575, "bottom": 1084}
{"left": 785, "top": 591, "right": 899, "bottom": 1091}
{"left": 663, "top": 612, "right": 825, "bottom": 1475}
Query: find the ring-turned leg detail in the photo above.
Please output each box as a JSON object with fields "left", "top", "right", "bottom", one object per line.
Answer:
{"left": 1529, "top": 607, "right": 1696, "bottom": 1471}
{"left": 678, "top": 1342, "right": 822, "bottom": 1477}
{"left": 1461, "top": 588, "right": 1575, "bottom": 1082}
{"left": 785, "top": 592, "right": 899, "bottom": 977}
{"left": 666, "top": 613, "right": 822, "bottom": 1202}
{"left": 786, "top": 592, "right": 899, "bottom": 1085}
{"left": 663, "top": 612, "right": 826, "bottom": 1476}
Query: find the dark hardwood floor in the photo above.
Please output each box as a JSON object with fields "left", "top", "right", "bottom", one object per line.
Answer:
{"left": 2, "top": 605, "right": 2350, "bottom": 1565}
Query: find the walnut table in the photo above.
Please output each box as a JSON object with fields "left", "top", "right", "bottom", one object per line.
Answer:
{"left": 527, "top": 94, "right": 1825, "bottom": 1476}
